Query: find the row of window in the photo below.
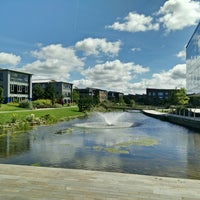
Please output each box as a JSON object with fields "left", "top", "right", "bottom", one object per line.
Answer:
{"left": 10, "top": 72, "right": 29, "bottom": 83}
{"left": 148, "top": 92, "right": 169, "bottom": 96}
{"left": 10, "top": 84, "right": 29, "bottom": 94}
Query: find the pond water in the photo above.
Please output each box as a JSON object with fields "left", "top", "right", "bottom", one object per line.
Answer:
{"left": 1, "top": 111, "right": 200, "bottom": 180}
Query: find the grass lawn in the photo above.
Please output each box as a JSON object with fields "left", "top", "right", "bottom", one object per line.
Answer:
{"left": 0, "top": 103, "right": 28, "bottom": 111}
{"left": 0, "top": 106, "right": 85, "bottom": 124}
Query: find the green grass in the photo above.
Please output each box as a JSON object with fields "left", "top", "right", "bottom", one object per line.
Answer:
{"left": 0, "top": 103, "right": 27, "bottom": 111}
{"left": 0, "top": 106, "right": 85, "bottom": 124}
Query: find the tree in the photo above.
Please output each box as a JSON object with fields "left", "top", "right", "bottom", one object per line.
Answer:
{"left": 72, "top": 90, "right": 80, "bottom": 103}
{"left": 0, "top": 87, "right": 4, "bottom": 107}
{"left": 78, "top": 96, "right": 94, "bottom": 112}
{"left": 168, "top": 90, "right": 177, "bottom": 105}
{"left": 175, "top": 88, "right": 190, "bottom": 106}
{"left": 44, "top": 83, "right": 56, "bottom": 105}
{"left": 32, "top": 84, "right": 45, "bottom": 100}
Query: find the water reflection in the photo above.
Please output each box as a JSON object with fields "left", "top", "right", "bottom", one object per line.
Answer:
{"left": 0, "top": 112, "right": 200, "bottom": 179}
{"left": 0, "top": 131, "right": 30, "bottom": 158}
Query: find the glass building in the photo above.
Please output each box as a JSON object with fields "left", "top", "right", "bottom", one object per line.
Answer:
{"left": 186, "top": 22, "right": 200, "bottom": 94}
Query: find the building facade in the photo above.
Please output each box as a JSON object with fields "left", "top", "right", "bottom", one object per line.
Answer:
{"left": 76, "top": 88, "right": 107, "bottom": 103}
{"left": 146, "top": 88, "right": 177, "bottom": 105}
{"left": 33, "top": 80, "right": 73, "bottom": 103}
{"left": 186, "top": 22, "right": 200, "bottom": 94}
{"left": 0, "top": 69, "right": 32, "bottom": 103}
{"left": 108, "top": 91, "right": 124, "bottom": 102}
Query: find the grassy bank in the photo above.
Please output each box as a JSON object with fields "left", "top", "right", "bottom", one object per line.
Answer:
{"left": 0, "top": 106, "right": 85, "bottom": 125}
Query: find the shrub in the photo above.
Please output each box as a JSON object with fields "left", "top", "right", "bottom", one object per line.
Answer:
{"left": 32, "top": 99, "right": 52, "bottom": 108}
{"left": 11, "top": 113, "right": 18, "bottom": 123}
{"left": 14, "top": 121, "right": 30, "bottom": 130}
{"left": 25, "top": 113, "right": 35, "bottom": 122}
{"left": 41, "top": 114, "right": 57, "bottom": 124}
{"left": 19, "top": 99, "right": 32, "bottom": 109}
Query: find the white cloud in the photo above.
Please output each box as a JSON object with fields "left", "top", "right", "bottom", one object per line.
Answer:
{"left": 73, "top": 59, "right": 149, "bottom": 93}
{"left": 131, "top": 48, "right": 141, "bottom": 52}
{"left": 0, "top": 52, "right": 21, "bottom": 66}
{"left": 22, "top": 44, "right": 84, "bottom": 80}
{"left": 176, "top": 49, "right": 186, "bottom": 60}
{"left": 75, "top": 38, "right": 121, "bottom": 56}
{"left": 130, "top": 64, "right": 186, "bottom": 94}
{"left": 158, "top": 0, "right": 200, "bottom": 31}
{"left": 106, "top": 12, "right": 159, "bottom": 32}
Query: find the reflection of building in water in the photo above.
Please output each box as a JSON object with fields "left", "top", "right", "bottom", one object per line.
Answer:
{"left": 0, "top": 132, "right": 30, "bottom": 158}
{"left": 186, "top": 22, "right": 200, "bottom": 94}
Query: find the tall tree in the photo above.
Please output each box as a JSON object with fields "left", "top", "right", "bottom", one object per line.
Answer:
{"left": 72, "top": 90, "right": 80, "bottom": 103}
{"left": 44, "top": 83, "right": 56, "bottom": 105}
{"left": 32, "top": 84, "right": 45, "bottom": 100}
{"left": 175, "top": 88, "right": 190, "bottom": 106}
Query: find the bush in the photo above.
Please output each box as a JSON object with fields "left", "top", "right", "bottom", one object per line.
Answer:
{"left": 19, "top": 99, "right": 32, "bottom": 109}
{"left": 41, "top": 114, "right": 57, "bottom": 124}
{"left": 32, "top": 99, "right": 52, "bottom": 108}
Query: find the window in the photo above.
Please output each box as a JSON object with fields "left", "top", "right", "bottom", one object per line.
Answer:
{"left": 10, "top": 84, "right": 14, "bottom": 92}
{"left": 17, "top": 85, "right": 22, "bottom": 93}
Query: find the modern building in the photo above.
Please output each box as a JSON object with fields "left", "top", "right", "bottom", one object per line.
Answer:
{"left": 32, "top": 80, "right": 73, "bottom": 103}
{"left": 76, "top": 88, "right": 107, "bottom": 103}
{"left": 0, "top": 68, "right": 32, "bottom": 103}
{"left": 146, "top": 88, "right": 178, "bottom": 105}
{"left": 108, "top": 91, "right": 124, "bottom": 102}
{"left": 186, "top": 22, "right": 200, "bottom": 94}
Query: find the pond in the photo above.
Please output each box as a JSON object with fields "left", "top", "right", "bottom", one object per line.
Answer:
{"left": 0, "top": 111, "right": 200, "bottom": 180}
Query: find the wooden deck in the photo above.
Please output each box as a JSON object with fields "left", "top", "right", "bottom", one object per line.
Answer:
{"left": 0, "top": 164, "right": 200, "bottom": 199}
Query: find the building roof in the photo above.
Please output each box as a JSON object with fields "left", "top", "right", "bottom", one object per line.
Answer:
{"left": 32, "top": 79, "right": 73, "bottom": 85}
{"left": 0, "top": 68, "right": 33, "bottom": 75}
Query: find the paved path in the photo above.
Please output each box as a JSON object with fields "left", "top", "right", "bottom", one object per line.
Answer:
{"left": 0, "top": 164, "right": 200, "bottom": 200}
{"left": 143, "top": 109, "right": 200, "bottom": 121}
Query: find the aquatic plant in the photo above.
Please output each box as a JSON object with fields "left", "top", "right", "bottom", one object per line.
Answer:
{"left": 114, "top": 137, "right": 158, "bottom": 147}
{"left": 93, "top": 146, "right": 129, "bottom": 154}
{"left": 11, "top": 113, "right": 18, "bottom": 123}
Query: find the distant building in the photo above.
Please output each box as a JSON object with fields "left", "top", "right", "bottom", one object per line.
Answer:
{"left": 32, "top": 80, "right": 73, "bottom": 103}
{"left": 108, "top": 91, "right": 124, "bottom": 102}
{"left": 0, "top": 68, "right": 32, "bottom": 103}
{"left": 76, "top": 88, "right": 107, "bottom": 103}
{"left": 146, "top": 88, "right": 178, "bottom": 105}
{"left": 186, "top": 22, "right": 200, "bottom": 94}
{"left": 125, "top": 94, "right": 146, "bottom": 105}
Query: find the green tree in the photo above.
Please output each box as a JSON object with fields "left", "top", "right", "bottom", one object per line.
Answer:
{"left": 78, "top": 96, "right": 94, "bottom": 112}
{"left": 44, "top": 83, "right": 56, "bottom": 105}
{"left": 189, "top": 95, "right": 200, "bottom": 107}
{"left": 0, "top": 87, "right": 4, "bottom": 107}
{"left": 168, "top": 90, "right": 177, "bottom": 105}
{"left": 32, "top": 84, "right": 45, "bottom": 100}
{"left": 72, "top": 90, "right": 80, "bottom": 103}
{"left": 175, "top": 88, "right": 190, "bottom": 106}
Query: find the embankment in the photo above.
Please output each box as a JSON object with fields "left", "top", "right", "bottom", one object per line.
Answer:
{"left": 142, "top": 110, "right": 200, "bottom": 130}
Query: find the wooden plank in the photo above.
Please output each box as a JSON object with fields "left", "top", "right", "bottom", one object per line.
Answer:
{"left": 0, "top": 164, "right": 200, "bottom": 200}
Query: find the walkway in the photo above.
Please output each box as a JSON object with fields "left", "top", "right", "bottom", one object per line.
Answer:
{"left": 143, "top": 109, "right": 200, "bottom": 129}
{"left": 0, "top": 164, "right": 200, "bottom": 200}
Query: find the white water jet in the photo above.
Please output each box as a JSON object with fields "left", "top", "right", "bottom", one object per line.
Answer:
{"left": 74, "top": 112, "right": 133, "bottom": 129}
{"left": 96, "top": 112, "right": 125, "bottom": 126}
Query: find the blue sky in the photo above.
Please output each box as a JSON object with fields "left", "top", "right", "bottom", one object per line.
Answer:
{"left": 0, "top": 0, "right": 200, "bottom": 94}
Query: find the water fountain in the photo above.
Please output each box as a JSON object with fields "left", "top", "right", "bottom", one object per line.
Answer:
{"left": 73, "top": 112, "right": 133, "bottom": 128}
